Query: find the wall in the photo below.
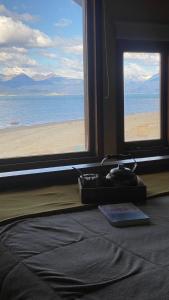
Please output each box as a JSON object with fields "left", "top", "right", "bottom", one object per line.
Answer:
{"left": 103, "top": 0, "right": 169, "bottom": 154}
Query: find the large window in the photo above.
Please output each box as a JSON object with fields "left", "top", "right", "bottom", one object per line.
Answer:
{"left": 0, "top": 0, "right": 85, "bottom": 159}
{"left": 0, "top": 0, "right": 103, "bottom": 169}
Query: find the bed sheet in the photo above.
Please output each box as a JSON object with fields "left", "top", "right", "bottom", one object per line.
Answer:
{"left": 0, "top": 196, "right": 169, "bottom": 299}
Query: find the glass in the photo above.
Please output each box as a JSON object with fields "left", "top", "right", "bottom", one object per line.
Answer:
{"left": 0, "top": 0, "right": 86, "bottom": 158}
{"left": 123, "top": 52, "right": 161, "bottom": 142}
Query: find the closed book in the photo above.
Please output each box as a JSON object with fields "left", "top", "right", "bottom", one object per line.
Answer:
{"left": 98, "top": 203, "right": 150, "bottom": 227}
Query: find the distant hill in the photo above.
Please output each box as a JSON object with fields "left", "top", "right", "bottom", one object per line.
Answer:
{"left": 0, "top": 73, "right": 160, "bottom": 96}
{"left": 125, "top": 74, "right": 160, "bottom": 94}
{"left": 0, "top": 74, "right": 84, "bottom": 95}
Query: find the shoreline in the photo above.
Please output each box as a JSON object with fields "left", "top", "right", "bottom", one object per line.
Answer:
{"left": 0, "top": 111, "right": 160, "bottom": 158}
{"left": 0, "top": 119, "right": 84, "bottom": 134}
{"left": 0, "top": 119, "right": 86, "bottom": 158}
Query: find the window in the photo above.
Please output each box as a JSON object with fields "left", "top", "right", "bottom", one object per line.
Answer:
{"left": 123, "top": 52, "right": 161, "bottom": 142}
{"left": 0, "top": 0, "right": 103, "bottom": 170}
{"left": 116, "top": 40, "right": 169, "bottom": 155}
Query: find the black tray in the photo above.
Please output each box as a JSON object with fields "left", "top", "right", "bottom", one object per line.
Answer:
{"left": 78, "top": 175, "right": 147, "bottom": 205}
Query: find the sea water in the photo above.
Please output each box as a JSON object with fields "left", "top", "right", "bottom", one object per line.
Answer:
{"left": 124, "top": 93, "right": 160, "bottom": 115}
{"left": 0, "top": 95, "right": 84, "bottom": 129}
{"left": 0, "top": 93, "right": 160, "bottom": 129}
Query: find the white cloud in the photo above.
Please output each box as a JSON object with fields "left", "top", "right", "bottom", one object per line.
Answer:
{"left": 124, "top": 52, "right": 160, "bottom": 65}
{"left": 124, "top": 53, "right": 160, "bottom": 80}
{"left": 0, "top": 48, "right": 37, "bottom": 66}
{"left": 64, "top": 43, "right": 83, "bottom": 54}
{"left": 1, "top": 47, "right": 27, "bottom": 54}
{"left": 20, "top": 13, "right": 39, "bottom": 23}
{"left": 2, "top": 66, "right": 47, "bottom": 79}
{"left": 2, "top": 54, "right": 84, "bottom": 79}
{"left": 124, "top": 63, "right": 156, "bottom": 81}
{"left": 0, "top": 16, "right": 53, "bottom": 48}
{"left": 0, "top": 4, "right": 39, "bottom": 23}
{"left": 0, "top": 16, "right": 82, "bottom": 53}
{"left": 53, "top": 37, "right": 83, "bottom": 55}
{"left": 61, "top": 57, "right": 83, "bottom": 69}
{"left": 0, "top": 6, "right": 83, "bottom": 79}
{"left": 2, "top": 67, "right": 33, "bottom": 78}
{"left": 2, "top": 58, "right": 84, "bottom": 79}
{"left": 54, "top": 18, "right": 72, "bottom": 28}
{"left": 40, "top": 51, "right": 57, "bottom": 59}
{"left": 55, "top": 57, "right": 83, "bottom": 78}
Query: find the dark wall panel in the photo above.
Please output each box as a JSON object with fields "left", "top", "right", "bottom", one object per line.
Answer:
{"left": 107, "top": 0, "right": 169, "bottom": 23}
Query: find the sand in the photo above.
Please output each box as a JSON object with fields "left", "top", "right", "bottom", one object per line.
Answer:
{"left": 0, "top": 120, "right": 85, "bottom": 158}
{"left": 0, "top": 111, "right": 160, "bottom": 159}
{"left": 125, "top": 111, "right": 160, "bottom": 141}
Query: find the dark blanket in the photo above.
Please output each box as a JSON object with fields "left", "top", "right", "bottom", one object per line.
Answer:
{"left": 1, "top": 196, "right": 169, "bottom": 299}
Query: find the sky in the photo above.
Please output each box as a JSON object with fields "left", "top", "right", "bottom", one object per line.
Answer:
{"left": 0, "top": 0, "right": 84, "bottom": 79}
{"left": 124, "top": 52, "right": 160, "bottom": 81}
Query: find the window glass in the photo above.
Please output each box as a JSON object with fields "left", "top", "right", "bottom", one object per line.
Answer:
{"left": 0, "top": 0, "right": 86, "bottom": 158}
{"left": 123, "top": 52, "right": 161, "bottom": 142}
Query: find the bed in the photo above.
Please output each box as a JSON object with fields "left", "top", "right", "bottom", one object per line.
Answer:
{"left": 1, "top": 193, "right": 169, "bottom": 300}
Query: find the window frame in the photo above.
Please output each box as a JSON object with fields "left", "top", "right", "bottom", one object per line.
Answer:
{"left": 0, "top": 0, "right": 104, "bottom": 172}
{"left": 116, "top": 39, "right": 169, "bottom": 157}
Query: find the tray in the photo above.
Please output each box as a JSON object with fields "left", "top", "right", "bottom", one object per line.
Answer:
{"left": 78, "top": 175, "right": 147, "bottom": 205}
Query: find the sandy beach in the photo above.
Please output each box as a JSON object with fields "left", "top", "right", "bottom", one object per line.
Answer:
{"left": 0, "top": 111, "right": 160, "bottom": 159}
{"left": 0, "top": 120, "right": 85, "bottom": 158}
{"left": 125, "top": 111, "right": 160, "bottom": 141}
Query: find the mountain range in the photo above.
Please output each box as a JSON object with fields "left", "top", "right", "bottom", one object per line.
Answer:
{"left": 0, "top": 74, "right": 84, "bottom": 95}
{"left": 0, "top": 73, "right": 160, "bottom": 96}
{"left": 125, "top": 74, "right": 160, "bottom": 94}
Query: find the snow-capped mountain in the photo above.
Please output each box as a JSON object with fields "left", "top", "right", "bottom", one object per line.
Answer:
{"left": 0, "top": 73, "right": 160, "bottom": 96}
{"left": 0, "top": 74, "right": 84, "bottom": 95}
{"left": 125, "top": 74, "right": 160, "bottom": 94}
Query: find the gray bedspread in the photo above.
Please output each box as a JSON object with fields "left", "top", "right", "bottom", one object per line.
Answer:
{"left": 1, "top": 196, "right": 169, "bottom": 299}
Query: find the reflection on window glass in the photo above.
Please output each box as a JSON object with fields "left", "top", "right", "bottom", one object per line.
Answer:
{"left": 123, "top": 52, "right": 161, "bottom": 142}
{"left": 0, "top": 0, "right": 86, "bottom": 159}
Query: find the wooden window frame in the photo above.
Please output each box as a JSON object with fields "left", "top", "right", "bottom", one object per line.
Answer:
{"left": 0, "top": 0, "right": 103, "bottom": 172}
{"left": 116, "top": 39, "right": 169, "bottom": 157}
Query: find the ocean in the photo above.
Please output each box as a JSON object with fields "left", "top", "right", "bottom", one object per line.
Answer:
{"left": 124, "top": 93, "right": 160, "bottom": 115}
{"left": 0, "top": 93, "right": 160, "bottom": 129}
{"left": 0, "top": 95, "right": 84, "bottom": 129}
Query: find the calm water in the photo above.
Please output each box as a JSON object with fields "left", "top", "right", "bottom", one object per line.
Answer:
{"left": 0, "top": 95, "right": 84, "bottom": 129}
{"left": 124, "top": 93, "right": 160, "bottom": 115}
{"left": 0, "top": 93, "right": 160, "bottom": 129}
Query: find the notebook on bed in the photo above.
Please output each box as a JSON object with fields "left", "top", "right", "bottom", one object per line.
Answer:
{"left": 98, "top": 202, "right": 150, "bottom": 227}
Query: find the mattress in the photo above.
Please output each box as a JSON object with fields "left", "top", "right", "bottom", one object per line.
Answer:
{"left": 1, "top": 195, "right": 169, "bottom": 299}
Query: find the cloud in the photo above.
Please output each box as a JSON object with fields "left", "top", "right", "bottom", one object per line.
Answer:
{"left": 0, "top": 16, "right": 53, "bottom": 48}
{"left": 0, "top": 47, "right": 37, "bottom": 66}
{"left": 53, "top": 37, "right": 83, "bottom": 55}
{"left": 2, "top": 54, "right": 84, "bottom": 79}
{"left": 124, "top": 63, "right": 157, "bottom": 81}
{"left": 54, "top": 18, "right": 72, "bottom": 28}
{"left": 40, "top": 51, "right": 57, "bottom": 59}
{"left": 55, "top": 57, "right": 83, "bottom": 78}
{"left": 2, "top": 64, "right": 51, "bottom": 79}
{"left": 2, "top": 66, "right": 43, "bottom": 79}
{"left": 0, "top": 4, "right": 39, "bottom": 23}
{"left": 63, "top": 43, "right": 83, "bottom": 54}
{"left": 123, "top": 53, "right": 160, "bottom": 80}
{"left": 124, "top": 52, "right": 160, "bottom": 65}
{"left": 0, "top": 5, "right": 84, "bottom": 79}
{"left": 0, "top": 16, "right": 82, "bottom": 53}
